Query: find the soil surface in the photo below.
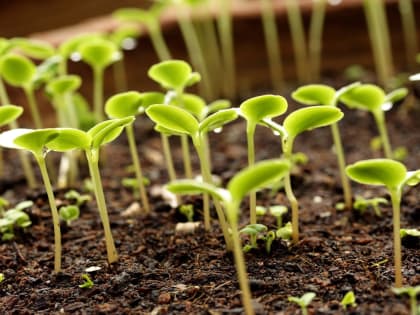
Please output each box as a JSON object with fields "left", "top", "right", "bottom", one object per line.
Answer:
{"left": 0, "top": 94, "right": 419, "bottom": 315}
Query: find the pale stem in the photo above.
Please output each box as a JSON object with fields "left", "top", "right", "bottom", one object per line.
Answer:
{"left": 261, "top": 0, "right": 284, "bottom": 92}
{"left": 112, "top": 58, "right": 127, "bottom": 93}
{"left": 373, "top": 111, "right": 392, "bottom": 159}
{"left": 36, "top": 155, "right": 61, "bottom": 273}
{"left": 24, "top": 87, "right": 43, "bottom": 129}
{"left": 227, "top": 206, "right": 255, "bottom": 315}
{"left": 93, "top": 67, "right": 104, "bottom": 122}
{"left": 161, "top": 133, "right": 180, "bottom": 204}
{"left": 150, "top": 24, "right": 172, "bottom": 61}
{"left": 246, "top": 124, "right": 256, "bottom": 225}
{"left": 181, "top": 134, "right": 193, "bottom": 179}
{"left": 330, "top": 123, "right": 352, "bottom": 210}
{"left": 398, "top": 0, "right": 418, "bottom": 70}
{"left": 0, "top": 78, "right": 37, "bottom": 188}
{"left": 85, "top": 149, "right": 118, "bottom": 263}
{"left": 309, "top": 0, "right": 327, "bottom": 82}
{"left": 126, "top": 124, "right": 150, "bottom": 213}
{"left": 390, "top": 189, "right": 402, "bottom": 288}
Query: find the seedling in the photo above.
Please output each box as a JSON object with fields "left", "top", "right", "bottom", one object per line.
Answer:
{"left": 105, "top": 91, "right": 150, "bottom": 213}
{"left": 239, "top": 94, "right": 288, "bottom": 226}
{"left": 346, "top": 158, "right": 420, "bottom": 287}
{"left": 264, "top": 230, "right": 276, "bottom": 253}
{"left": 179, "top": 204, "right": 194, "bottom": 222}
{"left": 239, "top": 223, "right": 268, "bottom": 252}
{"left": 392, "top": 285, "right": 420, "bottom": 315}
{"left": 0, "top": 197, "right": 9, "bottom": 216}
{"left": 269, "top": 205, "right": 288, "bottom": 229}
{"left": 79, "top": 274, "right": 94, "bottom": 289}
{"left": 11, "top": 38, "right": 55, "bottom": 60}
{"left": 353, "top": 196, "right": 388, "bottom": 216}
{"left": 148, "top": 60, "right": 201, "bottom": 180}
{"left": 79, "top": 37, "right": 121, "bottom": 121}
{"left": 146, "top": 103, "right": 238, "bottom": 249}
{"left": 59, "top": 205, "right": 80, "bottom": 226}
{"left": 264, "top": 105, "right": 344, "bottom": 243}
{"left": 288, "top": 292, "right": 316, "bottom": 315}
{"left": 400, "top": 228, "right": 420, "bottom": 238}
{"left": 292, "top": 82, "right": 360, "bottom": 210}
{"left": 0, "top": 200, "right": 33, "bottom": 241}
{"left": 0, "top": 273, "right": 4, "bottom": 283}
{"left": 339, "top": 84, "right": 408, "bottom": 159}
{"left": 341, "top": 291, "right": 357, "bottom": 310}
{"left": 167, "top": 158, "right": 291, "bottom": 315}
{"left": 276, "top": 222, "right": 292, "bottom": 240}
{"left": 64, "top": 190, "right": 91, "bottom": 207}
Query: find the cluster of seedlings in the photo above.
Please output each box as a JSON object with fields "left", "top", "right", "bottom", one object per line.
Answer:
{"left": 0, "top": 1, "right": 419, "bottom": 314}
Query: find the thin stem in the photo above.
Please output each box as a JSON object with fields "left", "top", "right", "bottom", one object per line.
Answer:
{"left": 399, "top": 0, "right": 418, "bottom": 70}
{"left": 373, "top": 111, "right": 392, "bottom": 159}
{"left": 217, "top": 0, "right": 235, "bottom": 99}
{"left": 181, "top": 134, "right": 193, "bottom": 179}
{"left": 309, "top": 0, "right": 327, "bottom": 82}
{"left": 112, "top": 58, "right": 127, "bottom": 93}
{"left": 409, "top": 294, "right": 416, "bottom": 315}
{"left": 246, "top": 124, "right": 256, "bottom": 225}
{"left": 150, "top": 22, "right": 172, "bottom": 61}
{"left": 330, "top": 123, "right": 352, "bottom": 210}
{"left": 261, "top": 0, "right": 284, "bottom": 92}
{"left": 36, "top": 155, "right": 61, "bottom": 273}
{"left": 161, "top": 133, "right": 181, "bottom": 205}
{"left": 126, "top": 124, "right": 150, "bottom": 213}
{"left": 24, "top": 87, "right": 42, "bottom": 129}
{"left": 85, "top": 149, "right": 118, "bottom": 264}
{"left": 390, "top": 189, "right": 402, "bottom": 288}
{"left": 93, "top": 67, "right": 104, "bottom": 122}
{"left": 227, "top": 205, "right": 255, "bottom": 315}
{"left": 285, "top": 0, "right": 308, "bottom": 83}
{"left": 0, "top": 78, "right": 37, "bottom": 188}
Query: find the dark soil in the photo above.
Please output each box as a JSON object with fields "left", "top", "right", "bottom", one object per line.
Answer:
{"left": 0, "top": 95, "right": 419, "bottom": 315}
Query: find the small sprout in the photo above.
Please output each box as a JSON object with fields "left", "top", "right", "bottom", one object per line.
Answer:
{"left": 59, "top": 205, "right": 80, "bottom": 226}
{"left": 264, "top": 230, "right": 276, "bottom": 254}
{"left": 0, "top": 105, "right": 23, "bottom": 127}
{"left": 240, "top": 223, "right": 268, "bottom": 251}
{"left": 353, "top": 196, "right": 388, "bottom": 216}
{"left": 255, "top": 206, "right": 267, "bottom": 216}
{"left": 0, "top": 200, "right": 33, "bottom": 241}
{"left": 393, "top": 146, "right": 408, "bottom": 161}
{"left": 276, "top": 222, "right": 292, "bottom": 240}
{"left": 0, "top": 273, "right": 4, "bottom": 283}
{"left": 288, "top": 292, "right": 316, "bottom": 315}
{"left": 11, "top": 38, "right": 55, "bottom": 60}
{"left": 392, "top": 285, "right": 420, "bottom": 315}
{"left": 400, "top": 228, "right": 420, "bottom": 238}
{"left": 0, "top": 197, "right": 9, "bottom": 216}
{"left": 148, "top": 60, "right": 200, "bottom": 91}
{"left": 179, "top": 204, "right": 194, "bottom": 222}
{"left": 346, "top": 158, "right": 420, "bottom": 287}
{"left": 64, "top": 190, "right": 91, "bottom": 207}
{"left": 122, "top": 177, "right": 140, "bottom": 199}
{"left": 269, "top": 205, "right": 288, "bottom": 229}
{"left": 79, "top": 274, "right": 94, "bottom": 289}
{"left": 341, "top": 291, "right": 357, "bottom": 310}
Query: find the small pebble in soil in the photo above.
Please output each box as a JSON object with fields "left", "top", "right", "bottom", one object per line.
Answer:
{"left": 158, "top": 292, "right": 171, "bottom": 304}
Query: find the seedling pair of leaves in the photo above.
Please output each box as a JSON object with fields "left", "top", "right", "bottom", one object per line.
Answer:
{"left": 346, "top": 158, "right": 420, "bottom": 287}
{"left": 167, "top": 159, "right": 291, "bottom": 315}
{"left": 0, "top": 200, "right": 33, "bottom": 241}
{"left": 59, "top": 190, "right": 92, "bottom": 226}
{"left": 0, "top": 117, "right": 133, "bottom": 272}
{"left": 392, "top": 285, "right": 420, "bottom": 315}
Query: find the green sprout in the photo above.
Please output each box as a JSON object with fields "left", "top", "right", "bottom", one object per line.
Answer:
{"left": 79, "top": 37, "right": 120, "bottom": 121}
{"left": 276, "top": 221, "right": 292, "bottom": 241}
{"left": 341, "top": 291, "right": 357, "bottom": 310}
{"left": 0, "top": 273, "right": 4, "bottom": 283}
{"left": 0, "top": 200, "right": 33, "bottom": 241}
{"left": 179, "top": 204, "right": 194, "bottom": 222}
{"left": 264, "top": 230, "right": 276, "bottom": 253}
{"left": 288, "top": 292, "right": 316, "bottom": 315}
{"left": 239, "top": 95, "right": 288, "bottom": 226}
{"left": 346, "top": 158, "right": 420, "bottom": 287}
{"left": 340, "top": 84, "right": 408, "bottom": 159}
{"left": 269, "top": 205, "right": 288, "bottom": 229}
{"left": 146, "top": 103, "right": 238, "bottom": 249}
{"left": 148, "top": 60, "right": 201, "bottom": 180}
{"left": 392, "top": 285, "right": 420, "bottom": 315}
{"left": 400, "top": 228, "right": 420, "bottom": 239}
{"left": 59, "top": 205, "right": 80, "bottom": 226}
{"left": 239, "top": 223, "right": 268, "bottom": 252}
{"left": 105, "top": 91, "right": 150, "bottom": 213}
{"left": 292, "top": 82, "right": 360, "bottom": 210}
{"left": 264, "top": 105, "right": 344, "bottom": 243}
{"left": 353, "top": 196, "right": 388, "bottom": 216}
{"left": 64, "top": 189, "right": 91, "bottom": 207}
{"left": 0, "top": 196, "right": 9, "bottom": 216}
{"left": 79, "top": 274, "right": 94, "bottom": 289}
{"left": 167, "top": 159, "right": 291, "bottom": 315}
{"left": 11, "top": 38, "right": 55, "bottom": 60}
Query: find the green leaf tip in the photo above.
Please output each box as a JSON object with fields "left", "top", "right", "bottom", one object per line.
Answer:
{"left": 79, "top": 38, "right": 120, "bottom": 70}
{"left": 0, "top": 53, "right": 35, "bottom": 87}
{"left": 148, "top": 60, "right": 199, "bottom": 90}
{"left": 14, "top": 129, "right": 60, "bottom": 155}
{"left": 46, "top": 75, "right": 81, "bottom": 96}
{"left": 284, "top": 106, "right": 343, "bottom": 139}
{"left": 292, "top": 84, "right": 335, "bottom": 106}
{"left": 105, "top": 91, "right": 143, "bottom": 118}
{"left": 0, "top": 105, "right": 23, "bottom": 126}
{"left": 240, "top": 94, "right": 288, "bottom": 123}
{"left": 339, "top": 84, "right": 385, "bottom": 112}
{"left": 199, "top": 109, "right": 238, "bottom": 134}
{"left": 346, "top": 159, "right": 407, "bottom": 190}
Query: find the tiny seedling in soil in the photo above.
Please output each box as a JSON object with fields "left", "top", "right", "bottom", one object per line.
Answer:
{"left": 400, "top": 228, "right": 420, "bottom": 238}
{"left": 239, "top": 223, "right": 268, "bottom": 252}
{"left": 353, "top": 196, "right": 388, "bottom": 216}
{"left": 276, "top": 221, "right": 292, "bottom": 241}
{"left": 79, "top": 274, "right": 94, "bottom": 289}
{"left": 179, "top": 204, "right": 194, "bottom": 222}
{"left": 346, "top": 158, "right": 420, "bottom": 287}
{"left": 269, "top": 205, "right": 288, "bottom": 229}
{"left": 341, "top": 290, "right": 357, "bottom": 310}
{"left": 59, "top": 205, "right": 80, "bottom": 226}
{"left": 167, "top": 158, "right": 291, "bottom": 315}
{"left": 0, "top": 200, "right": 33, "bottom": 241}
{"left": 392, "top": 285, "right": 420, "bottom": 315}
{"left": 64, "top": 190, "right": 91, "bottom": 207}
{"left": 288, "top": 292, "right": 316, "bottom": 315}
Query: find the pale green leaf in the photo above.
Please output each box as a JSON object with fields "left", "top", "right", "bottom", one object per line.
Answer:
{"left": 88, "top": 117, "right": 134, "bottom": 148}
{"left": 0, "top": 54, "right": 35, "bottom": 87}
{"left": 199, "top": 109, "right": 238, "bottom": 134}
{"left": 0, "top": 105, "right": 23, "bottom": 126}
{"left": 385, "top": 88, "right": 408, "bottom": 104}
{"left": 172, "top": 93, "right": 206, "bottom": 120}
{"left": 11, "top": 38, "right": 55, "bottom": 59}
{"left": 14, "top": 129, "right": 59, "bottom": 155}
{"left": 79, "top": 38, "right": 119, "bottom": 70}
{"left": 292, "top": 84, "right": 335, "bottom": 106}
{"left": 339, "top": 84, "right": 385, "bottom": 112}
{"left": 46, "top": 75, "right": 81, "bottom": 97}
{"left": 240, "top": 94, "right": 288, "bottom": 123}
{"left": 105, "top": 91, "right": 143, "bottom": 118}
{"left": 166, "top": 179, "right": 228, "bottom": 203}
{"left": 148, "top": 60, "right": 194, "bottom": 90}
{"left": 45, "top": 128, "right": 90, "bottom": 151}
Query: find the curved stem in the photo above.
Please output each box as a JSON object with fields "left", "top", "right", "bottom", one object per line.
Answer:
{"left": 93, "top": 67, "right": 104, "bottom": 122}
{"left": 330, "top": 123, "right": 352, "bottom": 210}
{"left": 126, "top": 124, "right": 150, "bottom": 213}
{"left": 24, "top": 87, "right": 42, "bottom": 129}
{"left": 36, "top": 155, "right": 61, "bottom": 273}
{"left": 390, "top": 189, "right": 402, "bottom": 288}
{"left": 85, "top": 149, "right": 118, "bottom": 263}
{"left": 373, "top": 111, "right": 392, "bottom": 159}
